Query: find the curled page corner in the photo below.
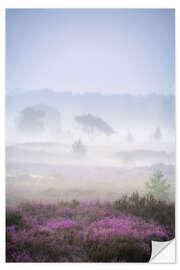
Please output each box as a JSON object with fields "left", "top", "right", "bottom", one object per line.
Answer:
{"left": 150, "top": 239, "right": 175, "bottom": 263}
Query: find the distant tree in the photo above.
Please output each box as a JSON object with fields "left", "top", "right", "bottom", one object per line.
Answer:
{"left": 16, "top": 104, "right": 61, "bottom": 136}
{"left": 126, "top": 132, "right": 135, "bottom": 142}
{"left": 153, "top": 127, "right": 162, "bottom": 140}
{"left": 72, "top": 139, "right": 87, "bottom": 156}
{"left": 35, "top": 104, "right": 61, "bottom": 134}
{"left": 75, "top": 114, "right": 114, "bottom": 138}
{"left": 17, "top": 107, "right": 45, "bottom": 134}
{"left": 145, "top": 170, "right": 171, "bottom": 201}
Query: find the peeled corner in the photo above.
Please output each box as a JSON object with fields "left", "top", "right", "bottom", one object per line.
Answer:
{"left": 150, "top": 239, "right": 175, "bottom": 263}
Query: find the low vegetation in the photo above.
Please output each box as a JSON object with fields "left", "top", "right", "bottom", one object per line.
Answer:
{"left": 6, "top": 193, "right": 175, "bottom": 262}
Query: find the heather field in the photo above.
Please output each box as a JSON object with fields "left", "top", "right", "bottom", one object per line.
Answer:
{"left": 6, "top": 193, "right": 175, "bottom": 262}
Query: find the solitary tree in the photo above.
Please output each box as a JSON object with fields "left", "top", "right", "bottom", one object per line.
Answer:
{"left": 153, "top": 127, "right": 162, "bottom": 140}
{"left": 126, "top": 131, "right": 135, "bottom": 142}
{"left": 145, "top": 170, "right": 171, "bottom": 201}
{"left": 75, "top": 114, "right": 114, "bottom": 139}
{"left": 72, "top": 139, "right": 87, "bottom": 157}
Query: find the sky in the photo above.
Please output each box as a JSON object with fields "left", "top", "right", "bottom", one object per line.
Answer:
{"left": 6, "top": 9, "right": 175, "bottom": 95}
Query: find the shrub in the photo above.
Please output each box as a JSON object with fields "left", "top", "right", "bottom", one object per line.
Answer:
{"left": 6, "top": 209, "right": 22, "bottom": 227}
{"left": 145, "top": 170, "right": 171, "bottom": 201}
{"left": 113, "top": 192, "right": 175, "bottom": 235}
{"left": 86, "top": 236, "right": 150, "bottom": 262}
{"left": 6, "top": 196, "right": 175, "bottom": 262}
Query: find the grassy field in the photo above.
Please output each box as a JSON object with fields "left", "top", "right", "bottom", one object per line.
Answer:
{"left": 6, "top": 193, "right": 175, "bottom": 262}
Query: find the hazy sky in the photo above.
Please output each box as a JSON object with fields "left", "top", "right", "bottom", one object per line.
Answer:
{"left": 6, "top": 9, "right": 175, "bottom": 95}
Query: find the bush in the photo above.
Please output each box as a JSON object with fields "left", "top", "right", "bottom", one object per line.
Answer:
{"left": 72, "top": 139, "right": 87, "bottom": 156}
{"left": 86, "top": 236, "right": 150, "bottom": 262}
{"left": 113, "top": 192, "right": 175, "bottom": 235}
{"left": 6, "top": 209, "right": 22, "bottom": 227}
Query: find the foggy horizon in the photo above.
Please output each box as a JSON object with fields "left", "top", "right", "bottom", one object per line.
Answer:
{"left": 6, "top": 88, "right": 175, "bottom": 97}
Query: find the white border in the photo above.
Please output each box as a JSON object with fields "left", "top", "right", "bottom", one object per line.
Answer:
{"left": 0, "top": 0, "right": 178, "bottom": 8}
{"left": 0, "top": 5, "right": 5, "bottom": 267}
{"left": 0, "top": 0, "right": 179, "bottom": 268}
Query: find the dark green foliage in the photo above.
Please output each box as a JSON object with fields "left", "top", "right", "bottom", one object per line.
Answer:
{"left": 113, "top": 192, "right": 175, "bottom": 236}
{"left": 87, "top": 236, "right": 150, "bottom": 262}
{"left": 70, "top": 199, "right": 80, "bottom": 208}
{"left": 6, "top": 209, "right": 22, "bottom": 227}
{"left": 6, "top": 231, "right": 12, "bottom": 243}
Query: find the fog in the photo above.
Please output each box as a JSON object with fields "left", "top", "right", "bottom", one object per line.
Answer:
{"left": 6, "top": 91, "right": 175, "bottom": 206}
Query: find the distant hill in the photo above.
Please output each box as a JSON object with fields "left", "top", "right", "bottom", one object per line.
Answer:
{"left": 116, "top": 149, "right": 175, "bottom": 164}
{"left": 6, "top": 90, "right": 175, "bottom": 130}
{"left": 6, "top": 142, "right": 175, "bottom": 167}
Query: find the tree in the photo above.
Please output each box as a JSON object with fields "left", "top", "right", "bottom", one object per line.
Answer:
{"left": 126, "top": 131, "right": 135, "bottom": 142}
{"left": 72, "top": 139, "right": 87, "bottom": 157}
{"left": 16, "top": 104, "right": 61, "bottom": 136}
{"left": 75, "top": 114, "right": 114, "bottom": 138}
{"left": 153, "top": 127, "right": 162, "bottom": 140}
{"left": 17, "top": 107, "right": 45, "bottom": 135}
{"left": 145, "top": 170, "right": 171, "bottom": 201}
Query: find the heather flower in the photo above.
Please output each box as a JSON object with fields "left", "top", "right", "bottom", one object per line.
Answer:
{"left": 6, "top": 199, "right": 174, "bottom": 262}
{"left": 39, "top": 218, "right": 78, "bottom": 232}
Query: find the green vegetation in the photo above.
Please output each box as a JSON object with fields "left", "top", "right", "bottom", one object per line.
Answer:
{"left": 145, "top": 170, "right": 171, "bottom": 201}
